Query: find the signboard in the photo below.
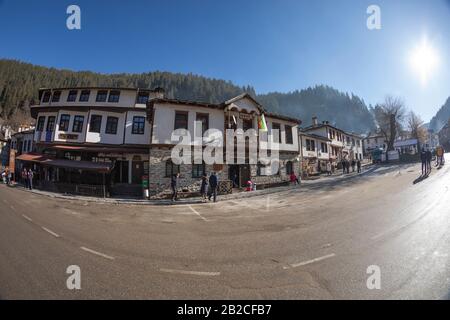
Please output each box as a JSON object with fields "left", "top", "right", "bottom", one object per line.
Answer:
{"left": 58, "top": 133, "right": 79, "bottom": 140}
{"left": 239, "top": 113, "right": 254, "bottom": 121}
{"left": 213, "top": 164, "right": 224, "bottom": 172}
{"left": 9, "top": 149, "right": 15, "bottom": 173}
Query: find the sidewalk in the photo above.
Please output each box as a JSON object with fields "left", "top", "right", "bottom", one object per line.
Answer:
{"left": 7, "top": 164, "right": 376, "bottom": 206}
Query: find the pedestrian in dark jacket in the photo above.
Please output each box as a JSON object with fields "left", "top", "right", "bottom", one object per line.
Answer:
{"left": 200, "top": 174, "right": 208, "bottom": 202}
{"left": 351, "top": 160, "right": 356, "bottom": 172}
{"left": 357, "top": 160, "right": 361, "bottom": 173}
{"left": 208, "top": 172, "right": 218, "bottom": 202}
{"left": 28, "top": 169, "right": 34, "bottom": 190}
{"left": 171, "top": 173, "right": 179, "bottom": 201}
{"left": 420, "top": 148, "right": 427, "bottom": 175}
{"left": 426, "top": 149, "right": 432, "bottom": 174}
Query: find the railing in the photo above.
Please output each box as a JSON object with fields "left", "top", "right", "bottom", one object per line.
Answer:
{"left": 38, "top": 180, "right": 107, "bottom": 197}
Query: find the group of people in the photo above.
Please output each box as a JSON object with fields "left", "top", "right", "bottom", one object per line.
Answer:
{"left": 21, "top": 168, "right": 34, "bottom": 190}
{"left": 341, "top": 159, "right": 362, "bottom": 174}
{"left": 1, "top": 168, "right": 12, "bottom": 185}
{"left": 171, "top": 171, "right": 219, "bottom": 203}
{"left": 420, "top": 148, "right": 433, "bottom": 176}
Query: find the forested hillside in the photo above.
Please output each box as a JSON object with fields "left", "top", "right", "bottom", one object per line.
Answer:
{"left": 258, "top": 86, "right": 376, "bottom": 133}
{"left": 429, "top": 97, "right": 450, "bottom": 133}
{"left": 0, "top": 59, "right": 375, "bottom": 133}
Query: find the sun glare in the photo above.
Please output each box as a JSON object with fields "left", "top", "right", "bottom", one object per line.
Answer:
{"left": 409, "top": 37, "right": 440, "bottom": 86}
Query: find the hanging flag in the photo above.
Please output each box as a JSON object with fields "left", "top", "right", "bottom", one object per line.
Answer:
{"left": 258, "top": 114, "right": 268, "bottom": 132}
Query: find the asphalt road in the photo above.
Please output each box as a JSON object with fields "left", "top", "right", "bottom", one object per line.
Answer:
{"left": 1, "top": 156, "right": 449, "bottom": 299}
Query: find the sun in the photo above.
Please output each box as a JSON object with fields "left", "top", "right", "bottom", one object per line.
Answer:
{"left": 409, "top": 37, "right": 440, "bottom": 86}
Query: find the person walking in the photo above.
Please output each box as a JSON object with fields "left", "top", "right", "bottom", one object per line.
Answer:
{"left": 290, "top": 172, "right": 299, "bottom": 185}
{"left": 170, "top": 172, "right": 179, "bottom": 202}
{"left": 326, "top": 162, "right": 332, "bottom": 176}
{"left": 426, "top": 149, "right": 432, "bottom": 174}
{"left": 200, "top": 174, "right": 208, "bottom": 202}
{"left": 357, "top": 159, "right": 361, "bottom": 173}
{"left": 208, "top": 172, "right": 218, "bottom": 202}
{"left": 341, "top": 159, "right": 346, "bottom": 175}
{"left": 27, "top": 168, "right": 34, "bottom": 190}
{"left": 351, "top": 159, "right": 356, "bottom": 173}
{"left": 420, "top": 148, "right": 427, "bottom": 175}
{"left": 22, "top": 168, "right": 28, "bottom": 188}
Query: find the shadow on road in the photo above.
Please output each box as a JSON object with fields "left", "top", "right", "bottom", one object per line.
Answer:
{"left": 413, "top": 173, "right": 430, "bottom": 185}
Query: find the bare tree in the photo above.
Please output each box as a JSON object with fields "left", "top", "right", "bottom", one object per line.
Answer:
{"left": 406, "top": 111, "right": 427, "bottom": 150}
{"left": 372, "top": 95, "right": 406, "bottom": 151}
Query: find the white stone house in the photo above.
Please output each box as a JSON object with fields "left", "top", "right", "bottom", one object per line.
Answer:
{"left": 299, "top": 132, "right": 331, "bottom": 175}
{"left": 300, "top": 117, "right": 363, "bottom": 170}
{"left": 362, "top": 133, "right": 387, "bottom": 156}
{"left": 24, "top": 88, "right": 301, "bottom": 198}
{"left": 147, "top": 93, "right": 301, "bottom": 197}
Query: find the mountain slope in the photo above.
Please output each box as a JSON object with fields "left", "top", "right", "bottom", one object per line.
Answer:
{"left": 0, "top": 59, "right": 375, "bottom": 133}
{"left": 258, "top": 86, "right": 376, "bottom": 133}
{"left": 429, "top": 97, "right": 450, "bottom": 132}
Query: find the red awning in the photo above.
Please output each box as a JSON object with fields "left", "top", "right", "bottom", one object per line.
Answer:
{"left": 15, "top": 153, "right": 112, "bottom": 172}
{"left": 16, "top": 153, "right": 51, "bottom": 162}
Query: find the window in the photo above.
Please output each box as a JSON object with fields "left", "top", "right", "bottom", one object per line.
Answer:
{"left": 59, "top": 114, "right": 70, "bottom": 131}
{"left": 96, "top": 90, "right": 108, "bottom": 102}
{"left": 165, "top": 159, "right": 180, "bottom": 177}
{"left": 89, "top": 115, "right": 102, "bottom": 133}
{"left": 67, "top": 90, "right": 78, "bottom": 102}
{"left": 42, "top": 91, "right": 51, "bottom": 103}
{"left": 137, "top": 92, "right": 149, "bottom": 104}
{"left": 72, "top": 115, "right": 84, "bottom": 133}
{"left": 46, "top": 116, "right": 56, "bottom": 132}
{"left": 105, "top": 116, "right": 118, "bottom": 134}
{"left": 286, "top": 161, "right": 294, "bottom": 175}
{"left": 108, "top": 90, "right": 120, "bottom": 103}
{"left": 79, "top": 90, "right": 90, "bottom": 102}
{"left": 51, "top": 91, "right": 61, "bottom": 102}
{"left": 195, "top": 113, "right": 209, "bottom": 136}
{"left": 272, "top": 123, "right": 281, "bottom": 143}
{"left": 192, "top": 162, "right": 205, "bottom": 178}
{"left": 285, "top": 125, "right": 293, "bottom": 144}
{"left": 321, "top": 142, "right": 328, "bottom": 153}
{"left": 37, "top": 116, "right": 45, "bottom": 131}
{"left": 306, "top": 139, "right": 315, "bottom": 151}
{"left": 174, "top": 111, "right": 188, "bottom": 130}
{"left": 132, "top": 116, "right": 145, "bottom": 134}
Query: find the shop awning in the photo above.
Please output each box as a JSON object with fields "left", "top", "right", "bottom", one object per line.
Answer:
{"left": 16, "top": 153, "right": 113, "bottom": 172}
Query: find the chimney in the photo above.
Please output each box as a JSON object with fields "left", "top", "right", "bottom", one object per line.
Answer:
{"left": 312, "top": 116, "right": 318, "bottom": 126}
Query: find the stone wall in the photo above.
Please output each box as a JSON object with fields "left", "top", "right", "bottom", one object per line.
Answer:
{"left": 148, "top": 147, "right": 229, "bottom": 199}
{"left": 251, "top": 152, "right": 300, "bottom": 186}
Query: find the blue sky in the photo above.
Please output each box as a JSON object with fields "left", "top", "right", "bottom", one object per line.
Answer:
{"left": 0, "top": 0, "right": 449, "bottom": 122}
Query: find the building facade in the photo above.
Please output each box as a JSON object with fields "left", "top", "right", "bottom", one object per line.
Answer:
{"left": 300, "top": 117, "right": 363, "bottom": 172}
{"left": 23, "top": 88, "right": 301, "bottom": 198}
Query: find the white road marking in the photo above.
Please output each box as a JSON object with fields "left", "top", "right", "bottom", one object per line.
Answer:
{"left": 283, "top": 253, "right": 336, "bottom": 269}
{"left": 80, "top": 246, "right": 115, "bottom": 260}
{"left": 10, "top": 205, "right": 16, "bottom": 211}
{"left": 41, "top": 226, "right": 60, "bottom": 238}
{"left": 22, "top": 214, "right": 32, "bottom": 222}
{"left": 188, "top": 205, "right": 208, "bottom": 221}
{"left": 160, "top": 268, "right": 220, "bottom": 276}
